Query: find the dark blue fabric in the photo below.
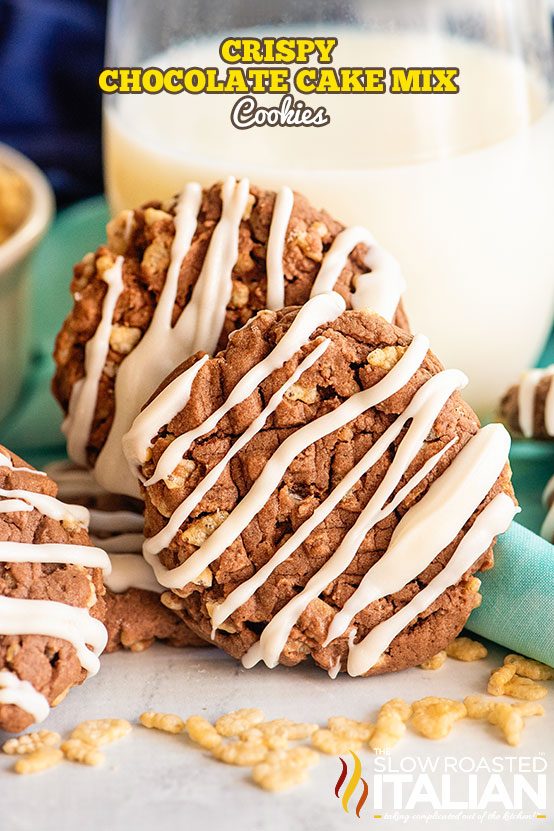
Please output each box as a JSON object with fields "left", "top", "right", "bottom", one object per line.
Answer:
{"left": 0, "top": 0, "right": 107, "bottom": 206}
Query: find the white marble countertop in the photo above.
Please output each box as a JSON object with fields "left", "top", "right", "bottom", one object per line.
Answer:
{"left": 0, "top": 638, "right": 551, "bottom": 831}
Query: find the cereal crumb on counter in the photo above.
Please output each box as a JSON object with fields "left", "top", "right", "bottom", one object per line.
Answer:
{"left": 504, "top": 653, "right": 554, "bottom": 681}
{"left": 446, "top": 637, "right": 488, "bottom": 661}
{"left": 3, "top": 730, "right": 61, "bottom": 756}
{"left": 252, "top": 747, "right": 319, "bottom": 792}
{"left": 139, "top": 711, "right": 186, "bottom": 734}
{"left": 419, "top": 651, "right": 447, "bottom": 670}
{"left": 212, "top": 739, "right": 268, "bottom": 766}
{"left": 14, "top": 747, "right": 63, "bottom": 775}
{"left": 61, "top": 739, "right": 105, "bottom": 767}
{"left": 185, "top": 716, "right": 222, "bottom": 750}
{"left": 215, "top": 708, "right": 264, "bottom": 737}
{"left": 71, "top": 718, "right": 132, "bottom": 747}
{"left": 464, "top": 694, "right": 544, "bottom": 746}
{"left": 368, "top": 698, "right": 411, "bottom": 751}
{"left": 488, "top": 665, "right": 548, "bottom": 700}
{"left": 410, "top": 697, "right": 466, "bottom": 740}
{"left": 311, "top": 728, "right": 363, "bottom": 755}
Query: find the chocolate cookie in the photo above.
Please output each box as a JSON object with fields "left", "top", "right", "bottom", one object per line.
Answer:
{"left": 133, "top": 292, "right": 516, "bottom": 677}
{"left": 0, "top": 447, "right": 109, "bottom": 733}
{"left": 46, "top": 461, "right": 206, "bottom": 653}
{"left": 52, "top": 178, "right": 408, "bottom": 499}
{"left": 500, "top": 365, "right": 554, "bottom": 440}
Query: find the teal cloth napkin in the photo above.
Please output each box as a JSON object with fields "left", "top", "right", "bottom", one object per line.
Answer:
{"left": 1, "top": 197, "right": 553, "bottom": 666}
{"left": 467, "top": 521, "right": 554, "bottom": 666}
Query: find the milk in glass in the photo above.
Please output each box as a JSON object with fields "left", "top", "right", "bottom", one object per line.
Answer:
{"left": 104, "top": 31, "right": 554, "bottom": 415}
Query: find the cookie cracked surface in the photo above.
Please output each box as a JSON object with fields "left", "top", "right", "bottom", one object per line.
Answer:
{"left": 138, "top": 303, "right": 515, "bottom": 676}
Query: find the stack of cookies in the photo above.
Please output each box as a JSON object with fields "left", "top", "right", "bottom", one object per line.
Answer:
{"left": 0, "top": 178, "right": 517, "bottom": 732}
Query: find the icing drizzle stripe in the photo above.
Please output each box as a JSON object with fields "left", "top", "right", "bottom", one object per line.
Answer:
{"left": 143, "top": 291, "right": 346, "bottom": 488}
{"left": 63, "top": 256, "right": 124, "bottom": 467}
{"left": 266, "top": 186, "right": 294, "bottom": 310}
{"left": 0, "top": 596, "right": 107, "bottom": 676}
{"left": 143, "top": 328, "right": 430, "bottom": 577}
{"left": 0, "top": 670, "right": 50, "bottom": 723}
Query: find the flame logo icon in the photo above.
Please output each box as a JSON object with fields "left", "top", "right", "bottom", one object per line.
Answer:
{"left": 335, "top": 750, "right": 369, "bottom": 817}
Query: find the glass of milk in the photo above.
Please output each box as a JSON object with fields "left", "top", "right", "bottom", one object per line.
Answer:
{"left": 103, "top": 0, "right": 554, "bottom": 417}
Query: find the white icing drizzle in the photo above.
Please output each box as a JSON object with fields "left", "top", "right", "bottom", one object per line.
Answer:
{"left": 122, "top": 355, "right": 209, "bottom": 481}
{"left": 266, "top": 186, "right": 294, "bottom": 310}
{"left": 517, "top": 365, "right": 554, "bottom": 438}
{"left": 323, "top": 424, "right": 510, "bottom": 651}
{"left": 45, "top": 463, "right": 163, "bottom": 597}
{"left": 0, "top": 499, "right": 32, "bottom": 513}
{"left": 345, "top": 493, "right": 517, "bottom": 676}
{"left": 145, "top": 338, "right": 331, "bottom": 587}
{"left": 143, "top": 291, "right": 346, "bottom": 489}
{"left": 94, "top": 178, "right": 253, "bottom": 498}
{"left": 0, "top": 452, "right": 46, "bottom": 477}
{"left": 138, "top": 291, "right": 513, "bottom": 674}
{"left": 0, "top": 670, "right": 50, "bottom": 723}
{"left": 0, "top": 487, "right": 88, "bottom": 527}
{"left": 0, "top": 459, "right": 110, "bottom": 708}
{"left": 63, "top": 256, "right": 124, "bottom": 466}
{"left": 310, "top": 226, "right": 406, "bottom": 321}
{"left": 327, "top": 657, "right": 341, "bottom": 680}
{"left": 93, "top": 184, "right": 203, "bottom": 498}
{"left": 541, "top": 474, "right": 554, "bottom": 542}
{"left": 104, "top": 554, "right": 163, "bottom": 594}
{"left": 143, "top": 325, "right": 429, "bottom": 584}
{"left": 171, "top": 177, "right": 251, "bottom": 356}
{"left": 0, "top": 596, "right": 107, "bottom": 675}
{"left": 0, "top": 541, "right": 110, "bottom": 573}
{"left": 223, "top": 369, "right": 466, "bottom": 653}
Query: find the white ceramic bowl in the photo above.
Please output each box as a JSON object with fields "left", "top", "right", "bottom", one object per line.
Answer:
{"left": 0, "top": 143, "right": 54, "bottom": 421}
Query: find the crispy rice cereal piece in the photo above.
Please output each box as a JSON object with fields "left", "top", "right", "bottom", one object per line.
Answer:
{"left": 241, "top": 727, "right": 290, "bottom": 751}
{"left": 503, "top": 677, "right": 548, "bottom": 701}
{"left": 488, "top": 665, "right": 548, "bottom": 700}
{"left": 61, "top": 739, "right": 105, "bottom": 766}
{"left": 212, "top": 739, "right": 268, "bottom": 766}
{"left": 411, "top": 697, "right": 466, "bottom": 740}
{"left": 311, "top": 728, "right": 363, "bottom": 754}
{"left": 241, "top": 718, "right": 318, "bottom": 749}
{"left": 368, "top": 699, "right": 411, "bottom": 751}
{"left": 14, "top": 747, "right": 63, "bottom": 774}
{"left": 513, "top": 701, "right": 545, "bottom": 717}
{"left": 464, "top": 695, "right": 544, "bottom": 746}
{"left": 252, "top": 747, "right": 319, "bottom": 792}
{"left": 504, "top": 654, "right": 554, "bottom": 681}
{"left": 71, "top": 718, "right": 132, "bottom": 747}
{"left": 185, "top": 716, "right": 222, "bottom": 750}
{"left": 139, "top": 711, "right": 186, "bottom": 734}
{"left": 419, "top": 651, "right": 447, "bottom": 670}
{"left": 445, "top": 637, "right": 488, "bottom": 661}
{"left": 488, "top": 703, "right": 525, "bottom": 747}
{"left": 464, "top": 695, "right": 495, "bottom": 719}
{"left": 328, "top": 716, "right": 374, "bottom": 742}
{"left": 3, "top": 731, "right": 61, "bottom": 755}
{"left": 488, "top": 664, "right": 517, "bottom": 695}
{"left": 215, "top": 708, "right": 264, "bottom": 737}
